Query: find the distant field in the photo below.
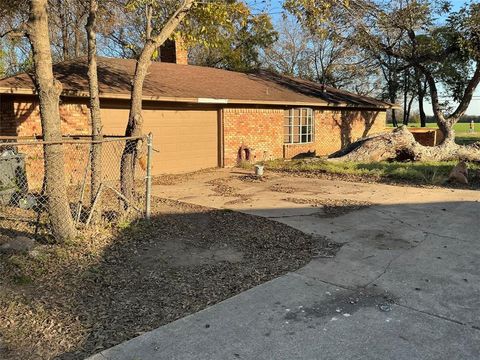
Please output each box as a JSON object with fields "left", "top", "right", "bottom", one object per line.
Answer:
{"left": 388, "top": 122, "right": 479, "bottom": 145}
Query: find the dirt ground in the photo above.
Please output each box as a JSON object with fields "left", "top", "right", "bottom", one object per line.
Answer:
{"left": 0, "top": 197, "right": 336, "bottom": 360}
{"left": 151, "top": 168, "right": 479, "bottom": 216}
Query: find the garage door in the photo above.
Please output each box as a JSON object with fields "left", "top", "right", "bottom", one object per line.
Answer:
{"left": 101, "top": 107, "right": 219, "bottom": 174}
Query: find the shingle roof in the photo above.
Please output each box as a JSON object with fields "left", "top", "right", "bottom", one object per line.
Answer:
{"left": 0, "top": 57, "right": 396, "bottom": 109}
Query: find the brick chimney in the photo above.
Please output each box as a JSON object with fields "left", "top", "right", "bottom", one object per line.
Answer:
{"left": 159, "top": 39, "right": 188, "bottom": 65}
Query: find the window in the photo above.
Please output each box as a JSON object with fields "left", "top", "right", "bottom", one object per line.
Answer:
{"left": 284, "top": 108, "right": 314, "bottom": 144}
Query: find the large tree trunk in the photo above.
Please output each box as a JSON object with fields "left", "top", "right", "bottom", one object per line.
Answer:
{"left": 329, "top": 127, "right": 480, "bottom": 162}
{"left": 120, "top": 0, "right": 195, "bottom": 198}
{"left": 86, "top": 0, "right": 102, "bottom": 220}
{"left": 27, "top": 0, "right": 76, "bottom": 241}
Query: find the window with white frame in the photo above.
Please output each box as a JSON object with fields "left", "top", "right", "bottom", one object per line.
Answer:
{"left": 284, "top": 108, "right": 314, "bottom": 144}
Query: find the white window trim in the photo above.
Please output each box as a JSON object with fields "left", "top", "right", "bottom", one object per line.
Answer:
{"left": 284, "top": 108, "right": 315, "bottom": 144}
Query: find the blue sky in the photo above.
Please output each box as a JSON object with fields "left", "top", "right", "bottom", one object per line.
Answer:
{"left": 245, "top": 0, "right": 479, "bottom": 115}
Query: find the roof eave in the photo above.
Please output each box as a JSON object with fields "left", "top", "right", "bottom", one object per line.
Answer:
{"left": 0, "top": 87, "right": 393, "bottom": 109}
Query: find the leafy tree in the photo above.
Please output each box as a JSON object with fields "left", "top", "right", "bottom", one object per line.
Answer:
{"left": 188, "top": 11, "right": 276, "bottom": 71}
{"left": 118, "top": 0, "right": 271, "bottom": 196}
{"left": 286, "top": 0, "right": 480, "bottom": 161}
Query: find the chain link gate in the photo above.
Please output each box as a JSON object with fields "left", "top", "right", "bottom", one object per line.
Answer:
{"left": 0, "top": 134, "right": 152, "bottom": 241}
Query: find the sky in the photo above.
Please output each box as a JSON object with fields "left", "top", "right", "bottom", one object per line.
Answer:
{"left": 244, "top": 0, "right": 479, "bottom": 115}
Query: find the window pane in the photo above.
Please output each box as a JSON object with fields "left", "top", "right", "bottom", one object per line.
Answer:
{"left": 294, "top": 109, "right": 301, "bottom": 118}
{"left": 284, "top": 110, "right": 290, "bottom": 117}
{"left": 284, "top": 117, "right": 291, "bottom": 126}
{"left": 284, "top": 135, "right": 291, "bottom": 143}
{"left": 293, "top": 134, "right": 300, "bottom": 143}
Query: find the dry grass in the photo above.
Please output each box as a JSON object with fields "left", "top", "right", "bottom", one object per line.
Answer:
{"left": 264, "top": 159, "right": 480, "bottom": 189}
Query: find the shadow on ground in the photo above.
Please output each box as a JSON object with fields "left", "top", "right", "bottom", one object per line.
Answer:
{"left": 0, "top": 198, "right": 332, "bottom": 360}
{"left": 0, "top": 198, "right": 478, "bottom": 359}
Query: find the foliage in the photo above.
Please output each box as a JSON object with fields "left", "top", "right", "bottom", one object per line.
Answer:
{"left": 100, "top": 0, "right": 275, "bottom": 70}
{"left": 187, "top": 4, "right": 277, "bottom": 71}
{"left": 285, "top": 0, "right": 480, "bottom": 139}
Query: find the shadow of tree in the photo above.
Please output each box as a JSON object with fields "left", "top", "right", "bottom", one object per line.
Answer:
{"left": 1, "top": 198, "right": 478, "bottom": 359}
{"left": 332, "top": 110, "right": 380, "bottom": 149}
{"left": 0, "top": 198, "right": 325, "bottom": 360}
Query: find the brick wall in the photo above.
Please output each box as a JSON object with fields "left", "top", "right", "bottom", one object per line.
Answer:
{"left": 0, "top": 96, "right": 91, "bottom": 189}
{"left": 315, "top": 109, "right": 386, "bottom": 155}
{"left": 223, "top": 108, "right": 284, "bottom": 166}
{"left": 223, "top": 107, "right": 386, "bottom": 166}
{"left": 0, "top": 95, "right": 91, "bottom": 137}
{"left": 160, "top": 39, "right": 188, "bottom": 65}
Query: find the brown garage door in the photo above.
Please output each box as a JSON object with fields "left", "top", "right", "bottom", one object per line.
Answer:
{"left": 101, "top": 107, "right": 219, "bottom": 174}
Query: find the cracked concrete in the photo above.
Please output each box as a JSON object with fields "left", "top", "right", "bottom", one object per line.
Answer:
{"left": 89, "top": 169, "right": 480, "bottom": 360}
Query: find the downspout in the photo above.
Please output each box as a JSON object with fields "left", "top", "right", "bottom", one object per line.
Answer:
{"left": 218, "top": 108, "right": 225, "bottom": 168}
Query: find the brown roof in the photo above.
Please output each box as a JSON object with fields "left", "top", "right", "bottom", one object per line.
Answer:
{"left": 0, "top": 57, "right": 395, "bottom": 109}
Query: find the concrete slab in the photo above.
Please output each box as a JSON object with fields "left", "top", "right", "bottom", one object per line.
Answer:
{"left": 89, "top": 274, "right": 480, "bottom": 360}
{"left": 89, "top": 170, "right": 480, "bottom": 359}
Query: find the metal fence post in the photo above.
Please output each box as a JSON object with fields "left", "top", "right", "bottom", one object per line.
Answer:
{"left": 145, "top": 133, "right": 153, "bottom": 219}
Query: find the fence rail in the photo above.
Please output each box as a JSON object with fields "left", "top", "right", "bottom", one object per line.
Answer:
{"left": 0, "top": 135, "right": 152, "bottom": 241}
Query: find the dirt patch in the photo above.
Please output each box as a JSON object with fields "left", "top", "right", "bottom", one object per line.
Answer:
{"left": 152, "top": 168, "right": 214, "bottom": 186}
{"left": 269, "top": 184, "right": 296, "bottom": 194}
{"left": 207, "top": 178, "right": 252, "bottom": 205}
{"left": 0, "top": 197, "right": 325, "bottom": 360}
{"left": 282, "top": 197, "right": 372, "bottom": 217}
{"left": 237, "top": 174, "right": 269, "bottom": 183}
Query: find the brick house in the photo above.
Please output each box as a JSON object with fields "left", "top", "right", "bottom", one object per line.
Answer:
{"left": 0, "top": 52, "right": 395, "bottom": 175}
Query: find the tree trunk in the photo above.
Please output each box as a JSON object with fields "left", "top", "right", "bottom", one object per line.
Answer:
{"left": 416, "top": 70, "right": 427, "bottom": 127}
{"left": 391, "top": 109, "right": 398, "bottom": 127}
{"left": 418, "top": 92, "right": 426, "bottom": 127}
{"left": 406, "top": 92, "right": 414, "bottom": 125}
{"left": 57, "top": 0, "right": 69, "bottom": 60}
{"left": 402, "top": 69, "right": 410, "bottom": 126}
{"left": 86, "top": 0, "right": 102, "bottom": 221}
{"left": 329, "top": 127, "right": 480, "bottom": 162}
{"left": 27, "top": 0, "right": 76, "bottom": 241}
{"left": 120, "top": 0, "right": 195, "bottom": 198}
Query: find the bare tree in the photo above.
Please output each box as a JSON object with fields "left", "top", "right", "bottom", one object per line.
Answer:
{"left": 120, "top": 0, "right": 195, "bottom": 198}
{"left": 86, "top": 0, "right": 103, "bottom": 218}
{"left": 263, "top": 16, "right": 382, "bottom": 96}
{"left": 26, "top": 0, "right": 76, "bottom": 241}
{"left": 263, "top": 17, "right": 311, "bottom": 77}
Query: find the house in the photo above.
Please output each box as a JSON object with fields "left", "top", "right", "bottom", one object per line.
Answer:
{"left": 0, "top": 51, "right": 395, "bottom": 175}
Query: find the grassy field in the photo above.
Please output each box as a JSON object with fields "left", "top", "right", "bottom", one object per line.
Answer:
{"left": 391, "top": 122, "right": 480, "bottom": 145}
{"left": 263, "top": 159, "right": 480, "bottom": 188}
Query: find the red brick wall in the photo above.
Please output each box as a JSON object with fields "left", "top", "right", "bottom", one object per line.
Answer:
{"left": 0, "top": 95, "right": 91, "bottom": 137}
{"left": 0, "top": 96, "right": 91, "bottom": 189}
{"left": 223, "top": 107, "right": 386, "bottom": 166}
{"left": 223, "top": 108, "right": 284, "bottom": 165}
{"left": 315, "top": 109, "right": 386, "bottom": 155}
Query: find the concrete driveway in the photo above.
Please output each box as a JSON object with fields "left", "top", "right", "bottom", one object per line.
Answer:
{"left": 90, "top": 169, "right": 480, "bottom": 360}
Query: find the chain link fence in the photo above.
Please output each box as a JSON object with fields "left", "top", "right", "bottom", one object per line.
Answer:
{"left": 0, "top": 135, "right": 152, "bottom": 241}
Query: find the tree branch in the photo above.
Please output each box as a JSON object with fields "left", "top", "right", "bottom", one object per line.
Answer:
{"left": 449, "top": 63, "right": 480, "bottom": 120}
